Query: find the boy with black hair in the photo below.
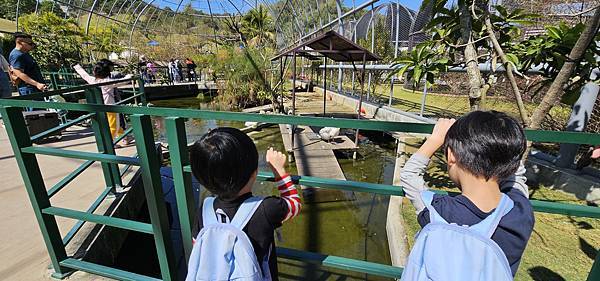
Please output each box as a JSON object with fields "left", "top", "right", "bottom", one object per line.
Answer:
{"left": 189, "top": 127, "right": 301, "bottom": 280}
{"left": 401, "top": 111, "right": 534, "bottom": 277}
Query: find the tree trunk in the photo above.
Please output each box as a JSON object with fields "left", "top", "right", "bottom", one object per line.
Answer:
{"left": 528, "top": 7, "right": 600, "bottom": 130}
{"left": 459, "top": 2, "right": 485, "bottom": 111}
{"left": 484, "top": 17, "right": 530, "bottom": 124}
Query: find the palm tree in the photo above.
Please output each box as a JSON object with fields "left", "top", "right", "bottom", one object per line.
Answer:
{"left": 241, "top": 5, "right": 275, "bottom": 47}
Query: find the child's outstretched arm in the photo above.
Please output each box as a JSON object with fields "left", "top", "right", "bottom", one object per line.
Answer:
{"left": 400, "top": 119, "right": 455, "bottom": 213}
{"left": 266, "top": 148, "right": 302, "bottom": 221}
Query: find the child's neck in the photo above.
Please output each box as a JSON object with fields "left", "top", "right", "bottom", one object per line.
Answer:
{"left": 459, "top": 175, "right": 502, "bottom": 213}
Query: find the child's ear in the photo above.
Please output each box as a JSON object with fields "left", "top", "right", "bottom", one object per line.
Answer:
{"left": 446, "top": 147, "right": 457, "bottom": 166}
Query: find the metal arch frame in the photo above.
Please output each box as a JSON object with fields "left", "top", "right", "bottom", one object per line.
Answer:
{"left": 129, "top": 0, "right": 158, "bottom": 58}
{"left": 141, "top": 5, "right": 161, "bottom": 34}
{"left": 75, "top": 0, "right": 87, "bottom": 21}
{"left": 148, "top": 7, "right": 174, "bottom": 36}
{"left": 206, "top": 0, "right": 220, "bottom": 50}
{"left": 85, "top": 0, "right": 100, "bottom": 35}
{"left": 167, "top": 0, "right": 186, "bottom": 49}
{"left": 16, "top": 0, "right": 21, "bottom": 31}
{"left": 93, "top": 0, "right": 118, "bottom": 37}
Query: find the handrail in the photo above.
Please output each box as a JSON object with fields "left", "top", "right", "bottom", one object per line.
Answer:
{"left": 8, "top": 77, "right": 139, "bottom": 100}
{"left": 0, "top": 99, "right": 598, "bottom": 145}
{"left": 2, "top": 79, "right": 600, "bottom": 280}
{"left": 31, "top": 113, "right": 96, "bottom": 142}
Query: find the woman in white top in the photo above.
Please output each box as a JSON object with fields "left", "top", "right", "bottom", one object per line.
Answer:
{"left": 73, "top": 60, "right": 132, "bottom": 147}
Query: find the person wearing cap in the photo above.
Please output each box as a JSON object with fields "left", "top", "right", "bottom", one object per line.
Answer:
{"left": 8, "top": 33, "right": 47, "bottom": 97}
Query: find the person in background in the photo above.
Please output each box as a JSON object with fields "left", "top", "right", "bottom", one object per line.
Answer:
{"left": 73, "top": 60, "right": 133, "bottom": 147}
{"left": 185, "top": 58, "right": 196, "bottom": 81}
{"left": 9, "top": 33, "right": 47, "bottom": 98}
{"left": 0, "top": 47, "right": 11, "bottom": 99}
{"left": 175, "top": 59, "right": 184, "bottom": 83}
{"left": 146, "top": 60, "right": 156, "bottom": 83}
{"left": 168, "top": 59, "right": 178, "bottom": 84}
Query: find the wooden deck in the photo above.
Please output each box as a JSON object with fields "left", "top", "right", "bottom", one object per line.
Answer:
{"left": 279, "top": 124, "right": 355, "bottom": 202}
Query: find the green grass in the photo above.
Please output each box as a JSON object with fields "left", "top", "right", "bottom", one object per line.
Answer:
{"left": 374, "top": 84, "right": 571, "bottom": 123}
{"left": 318, "top": 79, "right": 571, "bottom": 126}
{"left": 401, "top": 187, "right": 600, "bottom": 281}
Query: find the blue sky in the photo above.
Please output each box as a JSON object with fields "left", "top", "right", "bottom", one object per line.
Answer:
{"left": 157, "top": 0, "right": 423, "bottom": 15}
{"left": 344, "top": 0, "right": 422, "bottom": 11}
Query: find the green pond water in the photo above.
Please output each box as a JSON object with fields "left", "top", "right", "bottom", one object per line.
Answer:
{"left": 152, "top": 97, "right": 398, "bottom": 280}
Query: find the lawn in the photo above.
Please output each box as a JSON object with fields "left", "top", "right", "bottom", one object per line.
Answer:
{"left": 400, "top": 160, "right": 600, "bottom": 281}
{"left": 370, "top": 83, "right": 572, "bottom": 125}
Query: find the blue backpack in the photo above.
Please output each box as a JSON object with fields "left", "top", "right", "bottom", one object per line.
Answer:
{"left": 401, "top": 191, "right": 514, "bottom": 281}
{"left": 186, "top": 196, "right": 271, "bottom": 281}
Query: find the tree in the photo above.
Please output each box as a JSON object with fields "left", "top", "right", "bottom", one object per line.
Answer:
{"left": 19, "top": 12, "right": 85, "bottom": 69}
{"left": 38, "top": 0, "right": 65, "bottom": 18}
{"left": 241, "top": 5, "right": 275, "bottom": 47}
{"left": 528, "top": 7, "right": 600, "bottom": 130}
{"left": 0, "top": 0, "right": 36, "bottom": 21}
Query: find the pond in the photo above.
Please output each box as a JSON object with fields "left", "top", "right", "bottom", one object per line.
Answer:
{"left": 131, "top": 96, "right": 399, "bottom": 280}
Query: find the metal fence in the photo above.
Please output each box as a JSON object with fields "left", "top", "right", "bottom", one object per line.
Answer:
{"left": 1, "top": 79, "right": 600, "bottom": 280}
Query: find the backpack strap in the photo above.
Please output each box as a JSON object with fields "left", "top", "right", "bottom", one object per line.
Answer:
{"left": 202, "top": 197, "right": 218, "bottom": 227}
{"left": 420, "top": 191, "right": 448, "bottom": 224}
{"left": 469, "top": 194, "right": 514, "bottom": 238}
{"left": 230, "top": 196, "right": 263, "bottom": 229}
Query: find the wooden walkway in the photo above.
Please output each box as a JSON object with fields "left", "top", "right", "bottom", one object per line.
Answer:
{"left": 279, "top": 124, "right": 355, "bottom": 202}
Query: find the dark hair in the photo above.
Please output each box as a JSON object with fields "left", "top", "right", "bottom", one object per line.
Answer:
{"left": 93, "top": 61, "right": 111, "bottom": 79}
{"left": 99, "top": 58, "right": 115, "bottom": 67}
{"left": 14, "top": 32, "right": 32, "bottom": 40}
{"left": 190, "top": 127, "right": 258, "bottom": 199}
{"left": 444, "top": 110, "right": 526, "bottom": 181}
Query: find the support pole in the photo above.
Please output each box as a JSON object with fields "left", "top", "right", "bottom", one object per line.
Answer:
{"left": 323, "top": 57, "right": 327, "bottom": 116}
{"left": 279, "top": 57, "right": 284, "bottom": 113}
{"left": 85, "top": 88, "right": 121, "bottom": 192}
{"left": 390, "top": 0, "right": 401, "bottom": 107}
{"left": 0, "top": 106, "right": 69, "bottom": 278}
{"left": 131, "top": 114, "right": 177, "bottom": 281}
{"left": 354, "top": 53, "right": 367, "bottom": 159}
{"left": 292, "top": 51, "right": 297, "bottom": 148}
{"left": 420, "top": 74, "right": 428, "bottom": 117}
{"left": 352, "top": 71, "right": 356, "bottom": 95}
{"left": 367, "top": 3, "right": 375, "bottom": 101}
{"left": 165, "top": 117, "right": 195, "bottom": 263}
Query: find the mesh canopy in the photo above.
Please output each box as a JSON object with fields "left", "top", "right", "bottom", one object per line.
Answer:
{"left": 7, "top": 1, "right": 438, "bottom": 61}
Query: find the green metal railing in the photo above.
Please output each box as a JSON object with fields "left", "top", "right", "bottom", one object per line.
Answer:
{"left": 1, "top": 79, "right": 600, "bottom": 280}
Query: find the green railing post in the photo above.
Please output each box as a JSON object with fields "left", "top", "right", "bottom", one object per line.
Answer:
{"left": 138, "top": 77, "right": 147, "bottom": 105}
{"left": 587, "top": 249, "right": 600, "bottom": 281}
{"left": 165, "top": 117, "right": 196, "bottom": 263}
{"left": 85, "top": 88, "right": 122, "bottom": 191}
{"left": 131, "top": 114, "right": 177, "bottom": 281}
{"left": 0, "top": 106, "right": 69, "bottom": 278}
{"left": 50, "top": 73, "right": 59, "bottom": 90}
